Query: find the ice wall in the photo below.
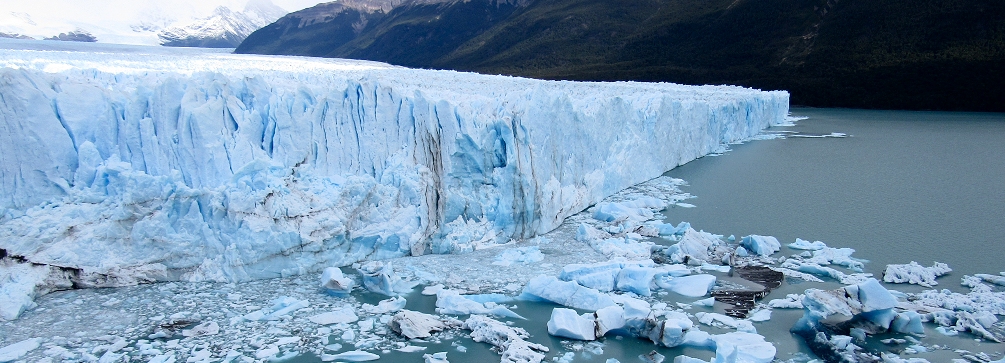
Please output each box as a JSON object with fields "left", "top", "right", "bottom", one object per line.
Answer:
{"left": 0, "top": 44, "right": 788, "bottom": 290}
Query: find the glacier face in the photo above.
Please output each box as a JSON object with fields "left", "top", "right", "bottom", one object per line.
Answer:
{"left": 0, "top": 43, "right": 788, "bottom": 289}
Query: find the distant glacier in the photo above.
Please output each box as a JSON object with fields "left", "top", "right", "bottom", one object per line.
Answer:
{"left": 0, "top": 42, "right": 787, "bottom": 307}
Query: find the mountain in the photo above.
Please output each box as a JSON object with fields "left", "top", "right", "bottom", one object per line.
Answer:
{"left": 0, "top": 0, "right": 290, "bottom": 47}
{"left": 159, "top": 0, "right": 289, "bottom": 48}
{"left": 237, "top": 0, "right": 1005, "bottom": 112}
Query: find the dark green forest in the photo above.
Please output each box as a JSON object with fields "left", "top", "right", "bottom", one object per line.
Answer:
{"left": 237, "top": 0, "right": 1005, "bottom": 112}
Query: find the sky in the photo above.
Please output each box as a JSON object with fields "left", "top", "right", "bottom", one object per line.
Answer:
{"left": 0, "top": 0, "right": 326, "bottom": 44}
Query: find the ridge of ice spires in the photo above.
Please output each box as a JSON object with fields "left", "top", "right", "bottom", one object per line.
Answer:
{"left": 0, "top": 46, "right": 788, "bottom": 320}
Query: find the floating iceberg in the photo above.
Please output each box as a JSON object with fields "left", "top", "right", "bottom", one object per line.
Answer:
{"left": 520, "top": 276, "right": 617, "bottom": 311}
{"left": 883, "top": 261, "right": 952, "bottom": 287}
{"left": 389, "top": 310, "right": 452, "bottom": 339}
{"left": 739, "top": 235, "right": 781, "bottom": 257}
{"left": 547, "top": 308, "right": 598, "bottom": 340}
{"left": 320, "top": 267, "right": 355, "bottom": 295}
{"left": 464, "top": 315, "right": 549, "bottom": 363}
{"left": 0, "top": 45, "right": 788, "bottom": 319}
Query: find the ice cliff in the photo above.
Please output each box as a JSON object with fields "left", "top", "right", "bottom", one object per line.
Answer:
{"left": 0, "top": 43, "right": 788, "bottom": 317}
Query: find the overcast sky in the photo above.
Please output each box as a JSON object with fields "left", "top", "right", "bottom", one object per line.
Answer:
{"left": 1, "top": 0, "right": 325, "bottom": 17}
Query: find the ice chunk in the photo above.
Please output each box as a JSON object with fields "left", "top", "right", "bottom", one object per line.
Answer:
{"left": 309, "top": 307, "right": 359, "bottom": 325}
{"left": 891, "top": 311, "right": 924, "bottom": 335}
{"left": 659, "top": 274, "right": 716, "bottom": 297}
{"left": 493, "top": 246, "right": 545, "bottom": 266}
{"left": 424, "top": 352, "right": 449, "bottom": 363}
{"left": 362, "top": 296, "right": 407, "bottom": 314}
{"left": 329, "top": 350, "right": 380, "bottom": 361}
{"left": 593, "top": 305, "right": 626, "bottom": 336}
{"left": 709, "top": 332, "right": 776, "bottom": 363}
{"left": 181, "top": 321, "right": 219, "bottom": 337}
{"left": 320, "top": 267, "right": 355, "bottom": 295}
{"left": 798, "top": 278, "right": 900, "bottom": 335}
{"left": 358, "top": 262, "right": 417, "bottom": 296}
{"left": 740, "top": 235, "right": 781, "bottom": 256}
{"left": 521, "top": 276, "right": 616, "bottom": 311}
{"left": 646, "top": 311, "right": 694, "bottom": 347}
{"left": 547, "top": 308, "right": 597, "bottom": 340}
{"left": 0, "top": 338, "right": 42, "bottom": 362}
{"left": 243, "top": 296, "right": 310, "bottom": 321}
{"left": 768, "top": 294, "right": 804, "bottom": 309}
{"left": 693, "top": 297, "right": 715, "bottom": 307}
{"left": 389, "top": 310, "right": 449, "bottom": 339}
{"left": 592, "top": 197, "right": 666, "bottom": 223}
{"left": 464, "top": 315, "right": 549, "bottom": 363}
{"left": 615, "top": 265, "right": 660, "bottom": 296}
{"left": 883, "top": 262, "right": 952, "bottom": 287}
{"left": 664, "top": 228, "right": 723, "bottom": 263}
{"left": 788, "top": 238, "right": 827, "bottom": 250}
{"left": 748, "top": 309, "right": 771, "bottom": 322}
{"left": 435, "top": 289, "right": 524, "bottom": 319}
{"left": 559, "top": 262, "right": 624, "bottom": 292}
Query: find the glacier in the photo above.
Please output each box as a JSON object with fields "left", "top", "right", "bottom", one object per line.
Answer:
{"left": 0, "top": 41, "right": 788, "bottom": 319}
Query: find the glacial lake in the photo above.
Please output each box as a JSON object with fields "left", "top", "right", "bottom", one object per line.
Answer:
{"left": 310, "top": 108, "right": 1005, "bottom": 362}
{"left": 662, "top": 107, "right": 1005, "bottom": 280}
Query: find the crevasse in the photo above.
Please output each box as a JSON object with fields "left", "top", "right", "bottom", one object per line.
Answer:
{"left": 0, "top": 48, "right": 788, "bottom": 296}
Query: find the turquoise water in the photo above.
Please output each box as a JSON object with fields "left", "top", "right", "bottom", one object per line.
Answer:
{"left": 289, "top": 108, "right": 1005, "bottom": 362}
{"left": 663, "top": 108, "right": 1005, "bottom": 279}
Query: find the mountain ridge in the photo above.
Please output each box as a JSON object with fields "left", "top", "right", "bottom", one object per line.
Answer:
{"left": 237, "top": 0, "right": 1005, "bottom": 111}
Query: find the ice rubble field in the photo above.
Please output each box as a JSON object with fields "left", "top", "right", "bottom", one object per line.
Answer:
{"left": 0, "top": 40, "right": 787, "bottom": 321}
{"left": 2, "top": 175, "right": 1005, "bottom": 363}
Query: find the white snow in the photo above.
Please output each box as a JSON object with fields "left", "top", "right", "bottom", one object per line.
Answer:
{"left": 0, "top": 0, "right": 287, "bottom": 46}
{"left": 0, "top": 43, "right": 787, "bottom": 320}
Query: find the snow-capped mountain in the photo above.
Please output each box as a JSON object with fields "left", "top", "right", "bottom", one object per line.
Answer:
{"left": 159, "top": 0, "right": 289, "bottom": 47}
{"left": 0, "top": 0, "right": 292, "bottom": 47}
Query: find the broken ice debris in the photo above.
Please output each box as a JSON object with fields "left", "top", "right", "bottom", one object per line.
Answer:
{"left": 656, "top": 274, "right": 716, "bottom": 297}
{"left": 883, "top": 261, "right": 952, "bottom": 287}
{"left": 435, "top": 289, "right": 524, "bottom": 319}
{"left": 389, "top": 310, "right": 450, "bottom": 339}
{"left": 328, "top": 350, "right": 380, "bottom": 361}
{"left": 464, "top": 315, "right": 549, "bottom": 363}
{"left": 424, "top": 352, "right": 449, "bottom": 363}
{"left": 0, "top": 338, "right": 42, "bottom": 363}
{"left": 362, "top": 296, "right": 407, "bottom": 314}
{"left": 240, "top": 296, "right": 309, "bottom": 321}
{"left": 493, "top": 246, "right": 544, "bottom": 266}
{"left": 308, "top": 306, "right": 359, "bottom": 325}
{"left": 788, "top": 238, "right": 827, "bottom": 250}
{"left": 320, "top": 267, "right": 355, "bottom": 295}
{"left": 358, "top": 261, "right": 419, "bottom": 296}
